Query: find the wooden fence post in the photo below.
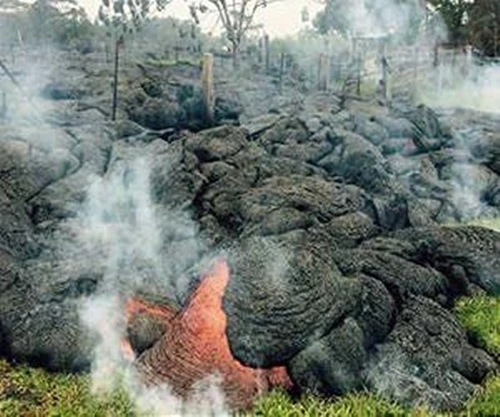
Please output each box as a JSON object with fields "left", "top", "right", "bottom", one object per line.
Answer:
{"left": 381, "top": 39, "right": 392, "bottom": 106}
{"left": 175, "top": 45, "right": 180, "bottom": 63}
{"left": 413, "top": 45, "right": 419, "bottom": 103}
{"left": 111, "top": 35, "right": 123, "bottom": 121}
{"left": 264, "top": 34, "right": 270, "bottom": 73}
{"left": 317, "top": 53, "right": 328, "bottom": 91}
{"left": 279, "top": 52, "right": 285, "bottom": 93}
{"left": 353, "top": 38, "right": 361, "bottom": 95}
{"left": 201, "top": 53, "right": 215, "bottom": 124}
{"left": 1, "top": 92, "right": 7, "bottom": 119}
{"left": 433, "top": 44, "right": 439, "bottom": 67}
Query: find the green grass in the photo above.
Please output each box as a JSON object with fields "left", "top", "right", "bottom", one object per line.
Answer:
{"left": 445, "top": 217, "right": 500, "bottom": 232}
{"left": 0, "top": 295, "right": 499, "bottom": 416}
{"left": 463, "top": 218, "right": 500, "bottom": 232}
{"left": 242, "top": 390, "right": 428, "bottom": 417}
{"left": 0, "top": 361, "right": 135, "bottom": 416}
{"left": 455, "top": 296, "right": 500, "bottom": 357}
{"left": 454, "top": 295, "right": 500, "bottom": 417}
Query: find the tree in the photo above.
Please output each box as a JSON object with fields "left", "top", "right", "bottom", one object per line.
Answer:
{"left": 6, "top": 0, "right": 92, "bottom": 50}
{"left": 0, "top": 1, "right": 29, "bottom": 46}
{"left": 0, "top": 0, "right": 29, "bottom": 14}
{"left": 313, "top": 0, "right": 428, "bottom": 41}
{"left": 188, "top": 0, "right": 282, "bottom": 69}
{"left": 426, "top": 0, "right": 471, "bottom": 47}
{"left": 313, "top": 0, "right": 352, "bottom": 37}
{"left": 468, "top": 0, "right": 500, "bottom": 56}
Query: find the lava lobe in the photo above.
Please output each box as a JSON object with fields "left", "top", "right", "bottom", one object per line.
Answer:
{"left": 124, "top": 259, "right": 293, "bottom": 409}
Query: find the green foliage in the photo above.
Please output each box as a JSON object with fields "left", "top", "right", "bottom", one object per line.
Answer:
{"left": 427, "top": 0, "right": 470, "bottom": 45}
{"left": 98, "top": 0, "right": 171, "bottom": 37}
{"left": 455, "top": 295, "right": 500, "bottom": 356}
{"left": 464, "top": 375, "right": 500, "bottom": 417}
{"left": 314, "top": 0, "right": 499, "bottom": 55}
{"left": 463, "top": 218, "right": 500, "bottom": 232}
{"left": 0, "top": 360, "right": 135, "bottom": 416}
{"left": 3, "top": 0, "right": 97, "bottom": 50}
{"left": 134, "top": 17, "right": 207, "bottom": 61}
{"left": 313, "top": 0, "right": 352, "bottom": 37}
{"left": 455, "top": 295, "right": 500, "bottom": 416}
{"left": 242, "top": 390, "right": 416, "bottom": 416}
{"left": 468, "top": 0, "right": 500, "bottom": 57}
{"left": 313, "top": 0, "right": 427, "bottom": 42}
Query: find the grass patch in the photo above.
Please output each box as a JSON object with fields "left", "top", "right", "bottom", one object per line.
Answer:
{"left": 464, "top": 218, "right": 500, "bottom": 232}
{"left": 0, "top": 361, "right": 135, "bottom": 416}
{"left": 464, "top": 374, "right": 500, "bottom": 417}
{"left": 241, "top": 390, "right": 429, "bottom": 417}
{"left": 0, "top": 294, "right": 498, "bottom": 416}
{"left": 445, "top": 217, "right": 500, "bottom": 232}
{"left": 455, "top": 295, "right": 500, "bottom": 416}
{"left": 455, "top": 295, "right": 500, "bottom": 357}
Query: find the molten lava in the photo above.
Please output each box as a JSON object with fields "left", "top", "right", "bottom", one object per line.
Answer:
{"left": 124, "top": 259, "right": 293, "bottom": 409}
{"left": 125, "top": 298, "right": 176, "bottom": 324}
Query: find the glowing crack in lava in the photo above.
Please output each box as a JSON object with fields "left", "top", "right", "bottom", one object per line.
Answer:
{"left": 123, "top": 259, "right": 293, "bottom": 409}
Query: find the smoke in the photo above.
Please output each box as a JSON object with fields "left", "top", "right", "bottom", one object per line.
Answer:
{"left": 67, "top": 155, "right": 230, "bottom": 416}
{"left": 78, "top": 158, "right": 163, "bottom": 294}
{"left": 303, "top": 1, "right": 499, "bottom": 222}
{"left": 420, "top": 61, "right": 500, "bottom": 115}
{"left": 416, "top": 54, "right": 500, "bottom": 221}
{"left": 364, "top": 349, "right": 450, "bottom": 411}
{"left": 335, "top": 0, "right": 426, "bottom": 39}
{"left": 0, "top": 49, "right": 57, "bottom": 126}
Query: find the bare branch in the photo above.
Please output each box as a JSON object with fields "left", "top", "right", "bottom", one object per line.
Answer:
{"left": 192, "top": 0, "right": 283, "bottom": 52}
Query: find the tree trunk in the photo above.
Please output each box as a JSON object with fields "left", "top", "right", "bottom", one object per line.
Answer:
{"left": 232, "top": 43, "right": 240, "bottom": 70}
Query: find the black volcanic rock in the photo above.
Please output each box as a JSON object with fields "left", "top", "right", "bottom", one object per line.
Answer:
{"left": 0, "top": 67, "right": 499, "bottom": 413}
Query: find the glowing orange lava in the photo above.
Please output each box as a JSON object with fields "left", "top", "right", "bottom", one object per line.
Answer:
{"left": 125, "top": 298, "right": 176, "bottom": 324}
{"left": 124, "top": 259, "right": 293, "bottom": 410}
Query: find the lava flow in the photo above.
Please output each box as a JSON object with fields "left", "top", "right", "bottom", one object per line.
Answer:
{"left": 123, "top": 259, "right": 293, "bottom": 410}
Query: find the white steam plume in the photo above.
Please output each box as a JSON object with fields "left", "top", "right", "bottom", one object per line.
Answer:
{"left": 74, "top": 156, "right": 229, "bottom": 416}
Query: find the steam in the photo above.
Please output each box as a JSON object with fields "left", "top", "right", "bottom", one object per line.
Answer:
{"left": 0, "top": 49, "right": 57, "bottom": 126}
{"left": 79, "top": 158, "right": 163, "bottom": 294}
{"left": 421, "top": 60, "right": 500, "bottom": 115}
{"left": 334, "top": 0, "right": 426, "bottom": 39}
{"left": 365, "top": 349, "right": 449, "bottom": 411}
{"left": 418, "top": 55, "right": 500, "bottom": 220}
{"left": 72, "top": 156, "right": 228, "bottom": 416}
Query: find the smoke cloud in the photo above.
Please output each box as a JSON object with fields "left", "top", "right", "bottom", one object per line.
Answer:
{"left": 71, "top": 155, "right": 229, "bottom": 416}
{"left": 336, "top": 0, "right": 426, "bottom": 39}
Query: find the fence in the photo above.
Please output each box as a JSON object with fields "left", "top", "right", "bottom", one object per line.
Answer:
{"left": 190, "top": 37, "right": 486, "bottom": 106}
{"left": 0, "top": 33, "right": 490, "bottom": 124}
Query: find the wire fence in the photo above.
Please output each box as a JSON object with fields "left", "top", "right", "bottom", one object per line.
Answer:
{"left": 180, "top": 39, "right": 484, "bottom": 105}
{"left": 0, "top": 33, "right": 492, "bottom": 119}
